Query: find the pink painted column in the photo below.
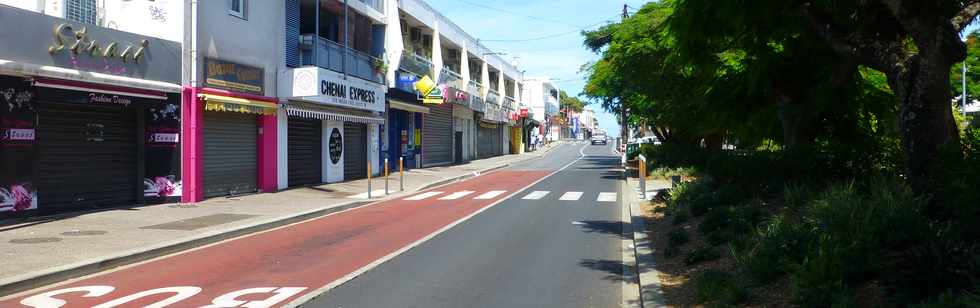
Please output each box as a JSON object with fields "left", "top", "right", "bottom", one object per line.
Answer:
{"left": 257, "top": 114, "right": 278, "bottom": 193}
{"left": 181, "top": 86, "right": 205, "bottom": 203}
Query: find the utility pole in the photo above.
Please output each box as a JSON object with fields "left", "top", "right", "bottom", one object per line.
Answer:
{"left": 620, "top": 4, "right": 630, "bottom": 147}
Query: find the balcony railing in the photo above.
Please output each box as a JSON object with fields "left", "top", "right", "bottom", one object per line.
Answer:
{"left": 505, "top": 96, "right": 516, "bottom": 109}
{"left": 301, "top": 35, "right": 384, "bottom": 84}
{"left": 357, "top": 0, "right": 384, "bottom": 14}
{"left": 467, "top": 80, "right": 481, "bottom": 95}
{"left": 440, "top": 67, "right": 464, "bottom": 89}
{"left": 399, "top": 50, "right": 433, "bottom": 78}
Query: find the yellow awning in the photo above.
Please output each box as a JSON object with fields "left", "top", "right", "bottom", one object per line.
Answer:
{"left": 199, "top": 94, "right": 277, "bottom": 115}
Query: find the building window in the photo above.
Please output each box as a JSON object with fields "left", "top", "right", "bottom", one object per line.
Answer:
{"left": 66, "top": 0, "right": 98, "bottom": 25}
{"left": 229, "top": 0, "right": 247, "bottom": 19}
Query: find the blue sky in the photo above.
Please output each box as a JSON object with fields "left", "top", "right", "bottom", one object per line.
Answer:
{"left": 425, "top": 0, "right": 649, "bottom": 137}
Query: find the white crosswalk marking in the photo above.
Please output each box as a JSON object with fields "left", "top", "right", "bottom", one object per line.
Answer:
{"left": 522, "top": 191, "right": 550, "bottom": 200}
{"left": 438, "top": 191, "right": 474, "bottom": 200}
{"left": 474, "top": 190, "right": 507, "bottom": 200}
{"left": 559, "top": 191, "right": 583, "bottom": 201}
{"left": 597, "top": 192, "right": 618, "bottom": 202}
{"left": 404, "top": 191, "right": 443, "bottom": 200}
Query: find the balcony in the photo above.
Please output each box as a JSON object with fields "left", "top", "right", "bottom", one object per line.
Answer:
{"left": 301, "top": 35, "right": 384, "bottom": 84}
{"left": 440, "top": 67, "right": 464, "bottom": 89}
{"left": 486, "top": 89, "right": 500, "bottom": 106}
{"left": 357, "top": 0, "right": 384, "bottom": 14}
{"left": 505, "top": 96, "right": 516, "bottom": 109}
{"left": 399, "top": 50, "right": 433, "bottom": 78}
{"left": 467, "top": 80, "right": 481, "bottom": 95}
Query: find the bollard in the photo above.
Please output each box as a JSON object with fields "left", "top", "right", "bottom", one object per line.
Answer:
{"left": 638, "top": 154, "right": 647, "bottom": 200}
{"left": 399, "top": 157, "right": 405, "bottom": 191}
{"left": 384, "top": 158, "right": 389, "bottom": 195}
{"left": 367, "top": 163, "right": 372, "bottom": 199}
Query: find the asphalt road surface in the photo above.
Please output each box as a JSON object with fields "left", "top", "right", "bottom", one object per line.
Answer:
{"left": 307, "top": 142, "right": 627, "bottom": 308}
{"left": 2, "top": 142, "right": 628, "bottom": 308}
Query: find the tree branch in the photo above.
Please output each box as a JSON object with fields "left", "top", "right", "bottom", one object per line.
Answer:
{"left": 878, "top": 0, "right": 930, "bottom": 40}
{"left": 800, "top": 2, "right": 898, "bottom": 73}
{"left": 953, "top": 1, "right": 980, "bottom": 32}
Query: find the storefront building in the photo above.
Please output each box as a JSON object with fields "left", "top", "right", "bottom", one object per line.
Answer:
{"left": 447, "top": 86, "right": 475, "bottom": 163}
{"left": 278, "top": 67, "right": 385, "bottom": 189}
{"left": 478, "top": 92, "right": 507, "bottom": 158}
{"left": 0, "top": 7, "right": 182, "bottom": 216}
{"left": 385, "top": 72, "right": 428, "bottom": 171}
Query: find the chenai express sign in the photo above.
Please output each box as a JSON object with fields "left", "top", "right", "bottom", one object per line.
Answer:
{"left": 282, "top": 67, "right": 385, "bottom": 113}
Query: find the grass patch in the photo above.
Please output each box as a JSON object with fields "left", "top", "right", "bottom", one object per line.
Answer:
{"left": 694, "top": 269, "right": 751, "bottom": 305}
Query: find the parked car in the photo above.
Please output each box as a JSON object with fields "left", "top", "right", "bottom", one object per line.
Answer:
{"left": 591, "top": 135, "right": 608, "bottom": 145}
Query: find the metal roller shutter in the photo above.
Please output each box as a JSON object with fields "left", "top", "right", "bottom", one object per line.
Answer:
{"left": 37, "top": 101, "right": 138, "bottom": 212}
{"left": 343, "top": 122, "right": 368, "bottom": 180}
{"left": 478, "top": 125, "right": 495, "bottom": 159}
{"left": 204, "top": 112, "right": 258, "bottom": 198}
{"left": 288, "top": 117, "right": 322, "bottom": 187}
{"left": 423, "top": 104, "right": 453, "bottom": 166}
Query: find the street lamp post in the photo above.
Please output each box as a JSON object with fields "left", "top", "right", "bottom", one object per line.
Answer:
{"left": 964, "top": 61, "right": 969, "bottom": 119}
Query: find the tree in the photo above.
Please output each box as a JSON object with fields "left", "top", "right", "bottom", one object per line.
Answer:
{"left": 558, "top": 90, "right": 586, "bottom": 112}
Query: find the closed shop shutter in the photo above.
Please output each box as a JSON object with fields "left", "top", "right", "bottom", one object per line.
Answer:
{"left": 288, "top": 117, "right": 322, "bottom": 187}
{"left": 422, "top": 103, "right": 453, "bottom": 166}
{"left": 37, "top": 101, "right": 138, "bottom": 212}
{"left": 343, "top": 122, "right": 368, "bottom": 180}
{"left": 478, "top": 124, "right": 495, "bottom": 159}
{"left": 204, "top": 112, "right": 257, "bottom": 198}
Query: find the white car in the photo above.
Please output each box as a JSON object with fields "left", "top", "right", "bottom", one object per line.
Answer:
{"left": 591, "top": 135, "right": 608, "bottom": 145}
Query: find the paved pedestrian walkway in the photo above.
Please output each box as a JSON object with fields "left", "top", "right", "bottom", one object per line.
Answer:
{"left": 0, "top": 143, "right": 561, "bottom": 296}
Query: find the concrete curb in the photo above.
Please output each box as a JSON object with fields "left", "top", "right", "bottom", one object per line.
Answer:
{"left": 625, "top": 177, "right": 667, "bottom": 307}
{"left": 0, "top": 152, "right": 545, "bottom": 298}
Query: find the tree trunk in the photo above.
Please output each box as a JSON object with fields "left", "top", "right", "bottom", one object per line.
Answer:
{"left": 889, "top": 56, "right": 961, "bottom": 196}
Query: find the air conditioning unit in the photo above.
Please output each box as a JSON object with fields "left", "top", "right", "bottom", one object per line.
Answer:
{"left": 410, "top": 27, "right": 422, "bottom": 43}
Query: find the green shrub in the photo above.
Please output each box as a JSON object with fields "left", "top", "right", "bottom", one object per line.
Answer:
{"left": 738, "top": 214, "right": 814, "bottom": 284}
{"left": 791, "top": 238, "right": 855, "bottom": 307}
{"left": 672, "top": 210, "right": 690, "bottom": 225}
{"left": 669, "top": 177, "right": 717, "bottom": 217}
{"left": 783, "top": 182, "right": 816, "bottom": 208}
{"left": 685, "top": 246, "right": 721, "bottom": 265}
{"left": 694, "top": 270, "right": 751, "bottom": 305}
{"left": 699, "top": 204, "right": 764, "bottom": 246}
{"left": 668, "top": 229, "right": 690, "bottom": 247}
{"left": 912, "top": 289, "right": 980, "bottom": 308}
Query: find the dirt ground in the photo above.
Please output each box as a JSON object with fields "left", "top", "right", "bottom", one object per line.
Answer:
{"left": 639, "top": 198, "right": 793, "bottom": 307}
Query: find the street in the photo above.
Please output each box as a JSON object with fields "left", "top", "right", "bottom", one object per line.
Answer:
{"left": 2, "top": 142, "right": 631, "bottom": 308}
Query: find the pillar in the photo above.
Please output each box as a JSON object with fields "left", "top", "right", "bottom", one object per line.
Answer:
{"left": 180, "top": 86, "right": 204, "bottom": 203}
{"left": 257, "top": 114, "right": 278, "bottom": 193}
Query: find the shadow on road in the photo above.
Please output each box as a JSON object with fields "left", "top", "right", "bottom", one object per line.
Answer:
{"left": 574, "top": 220, "right": 628, "bottom": 240}
{"left": 579, "top": 258, "right": 634, "bottom": 283}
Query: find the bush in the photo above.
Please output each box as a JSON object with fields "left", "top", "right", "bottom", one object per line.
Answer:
{"left": 694, "top": 270, "right": 751, "bottom": 305}
{"left": 783, "top": 182, "right": 816, "bottom": 209}
{"left": 668, "top": 229, "right": 690, "bottom": 247}
{"left": 737, "top": 214, "right": 814, "bottom": 284}
{"left": 672, "top": 210, "right": 690, "bottom": 225}
{"left": 913, "top": 289, "right": 980, "bottom": 308}
{"left": 669, "top": 177, "right": 717, "bottom": 217}
{"left": 699, "top": 204, "right": 764, "bottom": 246}
{"left": 685, "top": 246, "right": 720, "bottom": 265}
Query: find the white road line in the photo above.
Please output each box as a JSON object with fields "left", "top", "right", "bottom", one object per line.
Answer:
{"left": 597, "top": 192, "right": 618, "bottom": 202}
{"left": 348, "top": 190, "right": 388, "bottom": 199}
{"left": 559, "top": 191, "right": 583, "bottom": 201}
{"left": 403, "top": 191, "right": 443, "bottom": 200}
{"left": 521, "top": 191, "right": 550, "bottom": 200}
{"left": 438, "top": 191, "right": 474, "bottom": 200}
{"left": 474, "top": 190, "right": 507, "bottom": 200}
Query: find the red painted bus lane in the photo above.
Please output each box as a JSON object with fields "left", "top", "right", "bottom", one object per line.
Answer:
{"left": 4, "top": 170, "right": 550, "bottom": 308}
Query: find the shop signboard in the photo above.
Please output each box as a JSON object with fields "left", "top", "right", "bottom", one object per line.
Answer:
{"left": 0, "top": 79, "right": 36, "bottom": 213}
{"left": 203, "top": 58, "right": 264, "bottom": 95}
{"left": 0, "top": 6, "right": 181, "bottom": 84}
{"left": 280, "top": 67, "right": 386, "bottom": 113}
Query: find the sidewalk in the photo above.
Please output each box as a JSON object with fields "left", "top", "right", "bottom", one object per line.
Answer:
{"left": 0, "top": 142, "right": 561, "bottom": 297}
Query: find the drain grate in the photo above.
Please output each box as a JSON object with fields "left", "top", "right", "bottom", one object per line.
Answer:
{"left": 9, "top": 237, "right": 62, "bottom": 244}
{"left": 61, "top": 230, "right": 108, "bottom": 236}
{"left": 168, "top": 204, "right": 200, "bottom": 209}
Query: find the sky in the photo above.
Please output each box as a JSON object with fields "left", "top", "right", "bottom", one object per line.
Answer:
{"left": 425, "top": 0, "right": 649, "bottom": 137}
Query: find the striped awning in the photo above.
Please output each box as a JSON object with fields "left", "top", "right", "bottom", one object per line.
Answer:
{"left": 283, "top": 103, "right": 384, "bottom": 124}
